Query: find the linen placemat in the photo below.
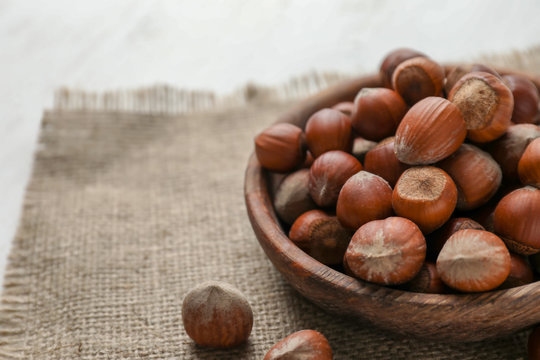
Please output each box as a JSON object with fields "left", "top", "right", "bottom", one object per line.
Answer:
{"left": 1, "top": 48, "right": 539, "bottom": 359}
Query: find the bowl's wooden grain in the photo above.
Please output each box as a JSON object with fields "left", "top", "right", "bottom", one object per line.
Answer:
{"left": 244, "top": 67, "right": 540, "bottom": 342}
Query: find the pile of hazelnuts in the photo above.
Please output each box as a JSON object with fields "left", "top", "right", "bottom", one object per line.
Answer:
{"left": 254, "top": 48, "right": 540, "bottom": 296}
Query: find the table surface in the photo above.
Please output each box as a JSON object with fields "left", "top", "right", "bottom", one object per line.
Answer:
{"left": 1, "top": 0, "right": 539, "bottom": 287}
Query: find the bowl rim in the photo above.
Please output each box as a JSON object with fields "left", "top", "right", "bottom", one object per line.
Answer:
{"left": 245, "top": 65, "right": 540, "bottom": 313}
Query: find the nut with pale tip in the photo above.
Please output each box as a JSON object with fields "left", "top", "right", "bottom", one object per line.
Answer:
{"left": 264, "top": 330, "right": 332, "bottom": 360}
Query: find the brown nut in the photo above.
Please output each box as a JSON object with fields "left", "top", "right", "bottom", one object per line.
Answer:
{"left": 486, "top": 123, "right": 540, "bottom": 181}
{"left": 309, "top": 150, "right": 363, "bottom": 207}
{"left": 350, "top": 87, "right": 407, "bottom": 141}
{"left": 448, "top": 71, "right": 514, "bottom": 143}
{"left": 394, "top": 97, "right": 467, "bottom": 165}
{"left": 436, "top": 229, "right": 511, "bottom": 292}
{"left": 344, "top": 217, "right": 426, "bottom": 285}
{"left": 427, "top": 217, "right": 485, "bottom": 261}
{"left": 494, "top": 186, "right": 540, "bottom": 254}
{"left": 437, "top": 144, "right": 502, "bottom": 210}
{"left": 336, "top": 171, "right": 393, "bottom": 230}
{"left": 392, "top": 167, "right": 458, "bottom": 234}
{"left": 182, "top": 281, "right": 253, "bottom": 348}
{"left": 405, "top": 261, "right": 447, "bottom": 294}
{"left": 331, "top": 101, "right": 355, "bottom": 116}
{"left": 273, "top": 169, "right": 317, "bottom": 225}
{"left": 518, "top": 137, "right": 540, "bottom": 188}
{"left": 305, "top": 108, "right": 353, "bottom": 158}
{"left": 255, "top": 123, "right": 305, "bottom": 172}
{"left": 499, "top": 253, "right": 534, "bottom": 289}
{"left": 289, "top": 209, "right": 352, "bottom": 265}
{"left": 364, "top": 137, "right": 410, "bottom": 187}
{"left": 444, "top": 64, "right": 501, "bottom": 95}
{"left": 503, "top": 74, "right": 540, "bottom": 124}
{"left": 351, "top": 137, "right": 377, "bottom": 163}
{"left": 379, "top": 48, "right": 427, "bottom": 88}
{"left": 264, "top": 330, "right": 333, "bottom": 360}
{"left": 392, "top": 57, "right": 445, "bottom": 105}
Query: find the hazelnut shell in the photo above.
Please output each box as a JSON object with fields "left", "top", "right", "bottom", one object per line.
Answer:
{"left": 264, "top": 330, "right": 332, "bottom": 360}
{"left": 394, "top": 97, "right": 467, "bottom": 165}
{"left": 436, "top": 229, "right": 511, "bottom": 292}
{"left": 392, "top": 57, "right": 445, "bottom": 105}
{"left": 305, "top": 108, "right": 353, "bottom": 158}
{"left": 344, "top": 216, "right": 426, "bottom": 285}
{"left": 518, "top": 137, "right": 540, "bottom": 188}
{"left": 182, "top": 281, "right": 253, "bottom": 348}
{"left": 255, "top": 123, "right": 305, "bottom": 172}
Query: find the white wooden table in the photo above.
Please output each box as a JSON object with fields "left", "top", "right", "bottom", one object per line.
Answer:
{"left": 1, "top": 0, "right": 539, "bottom": 286}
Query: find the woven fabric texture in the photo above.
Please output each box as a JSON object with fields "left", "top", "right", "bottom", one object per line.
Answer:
{"left": 1, "top": 49, "right": 540, "bottom": 359}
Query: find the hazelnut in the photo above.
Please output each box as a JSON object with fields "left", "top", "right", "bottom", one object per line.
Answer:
{"left": 436, "top": 229, "right": 511, "bottom": 292}
{"left": 351, "top": 136, "right": 377, "bottom": 163}
{"left": 448, "top": 71, "right": 514, "bottom": 143}
{"left": 350, "top": 88, "right": 407, "bottom": 141}
{"left": 493, "top": 186, "right": 540, "bottom": 254}
{"left": 305, "top": 108, "right": 353, "bottom": 158}
{"left": 499, "top": 253, "right": 534, "bottom": 289}
{"left": 503, "top": 74, "right": 540, "bottom": 124}
{"left": 392, "top": 167, "right": 458, "bottom": 234}
{"left": 255, "top": 123, "right": 306, "bottom": 172}
{"left": 529, "top": 326, "right": 540, "bottom": 360}
{"left": 518, "top": 137, "right": 540, "bottom": 188}
{"left": 182, "top": 281, "right": 253, "bottom": 348}
{"left": 331, "top": 101, "right": 355, "bottom": 116}
{"left": 392, "top": 57, "right": 445, "bottom": 105}
{"left": 427, "top": 217, "right": 485, "bottom": 261}
{"left": 379, "top": 48, "right": 427, "bottom": 88}
{"left": 437, "top": 144, "right": 502, "bottom": 210}
{"left": 309, "top": 150, "right": 363, "bottom": 207}
{"left": 444, "top": 64, "right": 500, "bottom": 95}
{"left": 364, "top": 136, "right": 409, "bottom": 187}
{"left": 264, "top": 330, "right": 332, "bottom": 360}
{"left": 344, "top": 217, "right": 426, "bottom": 285}
{"left": 486, "top": 123, "right": 540, "bottom": 181}
{"left": 289, "top": 210, "right": 352, "bottom": 265}
{"left": 394, "top": 97, "right": 467, "bottom": 165}
{"left": 405, "top": 261, "right": 447, "bottom": 294}
{"left": 273, "top": 169, "right": 317, "bottom": 225}
{"left": 336, "top": 171, "right": 393, "bottom": 230}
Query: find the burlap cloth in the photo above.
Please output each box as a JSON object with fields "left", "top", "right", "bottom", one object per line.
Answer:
{"left": 1, "top": 48, "right": 540, "bottom": 359}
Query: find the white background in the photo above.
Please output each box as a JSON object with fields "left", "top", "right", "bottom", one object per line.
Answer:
{"left": 1, "top": 0, "right": 540, "bottom": 286}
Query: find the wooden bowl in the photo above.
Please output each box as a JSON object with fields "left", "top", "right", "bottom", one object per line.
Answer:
{"left": 244, "top": 67, "right": 540, "bottom": 342}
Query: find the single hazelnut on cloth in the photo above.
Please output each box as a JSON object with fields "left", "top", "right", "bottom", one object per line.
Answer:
{"left": 394, "top": 97, "right": 466, "bottom": 165}
{"left": 437, "top": 144, "right": 502, "bottom": 210}
{"left": 448, "top": 71, "right": 514, "bottom": 143}
{"left": 392, "top": 166, "right": 458, "bottom": 234}
{"left": 344, "top": 216, "right": 426, "bottom": 285}
{"left": 518, "top": 137, "right": 540, "bottom": 188}
{"left": 392, "top": 57, "right": 445, "bottom": 105}
{"left": 436, "top": 229, "right": 511, "bottom": 292}
{"left": 182, "top": 281, "right": 253, "bottom": 348}
{"left": 493, "top": 186, "right": 540, "bottom": 254}
{"left": 289, "top": 209, "right": 352, "bottom": 265}
{"left": 336, "top": 171, "right": 393, "bottom": 230}
{"left": 350, "top": 87, "right": 407, "bottom": 141}
{"left": 255, "top": 123, "right": 305, "bottom": 172}
{"left": 379, "top": 48, "right": 426, "bottom": 88}
{"left": 305, "top": 108, "right": 353, "bottom": 158}
{"left": 309, "top": 150, "right": 363, "bottom": 207}
{"left": 264, "top": 330, "right": 332, "bottom": 360}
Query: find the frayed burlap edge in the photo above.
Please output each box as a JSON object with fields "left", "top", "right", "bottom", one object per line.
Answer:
{"left": 1, "top": 45, "right": 540, "bottom": 359}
